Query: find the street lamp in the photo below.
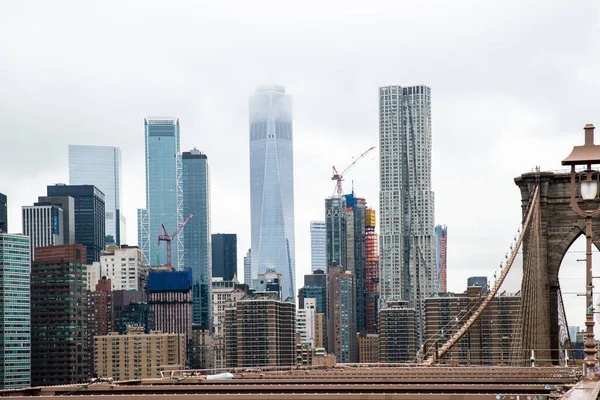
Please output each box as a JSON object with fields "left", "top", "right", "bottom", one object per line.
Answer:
{"left": 562, "top": 123, "right": 600, "bottom": 377}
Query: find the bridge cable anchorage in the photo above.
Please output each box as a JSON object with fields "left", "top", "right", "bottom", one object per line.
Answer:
{"left": 424, "top": 183, "right": 541, "bottom": 365}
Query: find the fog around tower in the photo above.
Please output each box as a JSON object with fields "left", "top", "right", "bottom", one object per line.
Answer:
{"left": 1, "top": 0, "right": 599, "bottom": 326}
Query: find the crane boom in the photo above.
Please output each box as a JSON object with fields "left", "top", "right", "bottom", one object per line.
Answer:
{"left": 157, "top": 213, "right": 195, "bottom": 269}
{"left": 331, "top": 146, "right": 375, "bottom": 197}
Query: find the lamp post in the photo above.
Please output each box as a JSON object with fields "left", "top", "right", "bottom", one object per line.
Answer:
{"left": 562, "top": 124, "right": 600, "bottom": 377}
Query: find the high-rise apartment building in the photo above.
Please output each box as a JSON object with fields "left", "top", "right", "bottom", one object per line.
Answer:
{"left": 211, "top": 278, "right": 248, "bottom": 369}
{"left": 297, "top": 298, "right": 316, "bottom": 347}
{"left": 225, "top": 293, "right": 295, "bottom": 368}
{"left": 69, "top": 145, "right": 125, "bottom": 246}
{"left": 22, "top": 203, "right": 65, "bottom": 256}
{"left": 0, "top": 234, "right": 31, "bottom": 389}
{"left": 365, "top": 208, "right": 379, "bottom": 334}
{"left": 358, "top": 334, "right": 379, "bottom": 363}
{"left": 435, "top": 225, "right": 448, "bottom": 293}
{"left": 212, "top": 233, "right": 237, "bottom": 281}
{"left": 0, "top": 193, "right": 7, "bottom": 233}
{"left": 344, "top": 193, "right": 367, "bottom": 335}
{"left": 310, "top": 221, "right": 326, "bottom": 272}
{"left": 148, "top": 270, "right": 193, "bottom": 338}
{"left": 87, "top": 278, "right": 113, "bottom": 376}
{"left": 87, "top": 245, "right": 146, "bottom": 292}
{"left": 113, "top": 290, "right": 153, "bottom": 334}
{"left": 46, "top": 184, "right": 106, "bottom": 264}
{"left": 139, "top": 118, "right": 182, "bottom": 269}
{"left": 249, "top": 84, "right": 296, "bottom": 300}
{"left": 378, "top": 301, "right": 417, "bottom": 363}
{"left": 378, "top": 85, "right": 436, "bottom": 343}
{"left": 31, "top": 244, "right": 88, "bottom": 386}
{"left": 243, "top": 249, "right": 251, "bottom": 286}
{"left": 94, "top": 327, "right": 185, "bottom": 380}
{"left": 182, "top": 149, "right": 211, "bottom": 328}
{"left": 327, "top": 265, "right": 356, "bottom": 363}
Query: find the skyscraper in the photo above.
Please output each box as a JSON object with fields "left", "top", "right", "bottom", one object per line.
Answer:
{"left": 69, "top": 145, "right": 125, "bottom": 246}
{"left": 344, "top": 193, "right": 367, "bottom": 335}
{"left": 310, "top": 221, "right": 326, "bottom": 272}
{"left": 325, "top": 196, "right": 346, "bottom": 269}
{"left": 249, "top": 84, "right": 296, "bottom": 300}
{"left": 36, "top": 195, "right": 75, "bottom": 245}
{"left": 378, "top": 85, "right": 436, "bottom": 343}
{"left": 435, "top": 225, "right": 448, "bottom": 293}
{"left": 365, "top": 208, "right": 379, "bottom": 334}
{"left": 328, "top": 265, "right": 356, "bottom": 363}
{"left": 212, "top": 233, "right": 237, "bottom": 281}
{"left": 31, "top": 244, "right": 88, "bottom": 386}
{"left": 140, "top": 118, "right": 182, "bottom": 268}
{"left": 147, "top": 270, "right": 193, "bottom": 338}
{"left": 243, "top": 249, "right": 251, "bottom": 286}
{"left": 0, "top": 233, "right": 30, "bottom": 389}
{"left": 46, "top": 184, "right": 106, "bottom": 264}
{"left": 182, "top": 149, "right": 211, "bottom": 328}
{"left": 0, "top": 192, "right": 7, "bottom": 233}
{"left": 22, "top": 202, "right": 65, "bottom": 255}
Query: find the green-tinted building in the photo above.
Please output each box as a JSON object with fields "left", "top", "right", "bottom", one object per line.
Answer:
{"left": 0, "top": 233, "right": 31, "bottom": 389}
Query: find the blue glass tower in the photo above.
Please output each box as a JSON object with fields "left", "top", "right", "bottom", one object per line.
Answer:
{"left": 182, "top": 149, "right": 211, "bottom": 328}
{"left": 249, "top": 84, "right": 296, "bottom": 300}
{"left": 140, "top": 118, "right": 182, "bottom": 268}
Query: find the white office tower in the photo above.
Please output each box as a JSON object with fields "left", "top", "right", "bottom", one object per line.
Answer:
{"left": 22, "top": 204, "right": 65, "bottom": 257}
{"left": 249, "top": 84, "right": 296, "bottom": 299}
{"left": 378, "top": 85, "right": 436, "bottom": 343}
{"left": 296, "top": 298, "right": 316, "bottom": 347}
{"left": 87, "top": 246, "right": 146, "bottom": 291}
{"left": 69, "top": 145, "right": 125, "bottom": 246}
{"left": 310, "top": 221, "right": 326, "bottom": 272}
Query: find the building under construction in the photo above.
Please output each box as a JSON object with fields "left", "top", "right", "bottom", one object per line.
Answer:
{"left": 424, "top": 279, "right": 521, "bottom": 365}
{"left": 365, "top": 207, "right": 379, "bottom": 334}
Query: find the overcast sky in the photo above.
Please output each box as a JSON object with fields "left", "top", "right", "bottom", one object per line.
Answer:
{"left": 1, "top": 1, "right": 600, "bottom": 327}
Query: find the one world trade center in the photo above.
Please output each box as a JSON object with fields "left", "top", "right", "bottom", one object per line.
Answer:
{"left": 249, "top": 84, "right": 296, "bottom": 299}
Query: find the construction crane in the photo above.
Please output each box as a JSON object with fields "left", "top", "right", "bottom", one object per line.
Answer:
{"left": 157, "top": 213, "right": 194, "bottom": 269}
{"left": 332, "top": 146, "right": 375, "bottom": 197}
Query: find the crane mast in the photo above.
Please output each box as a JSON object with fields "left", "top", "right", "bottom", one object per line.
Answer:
{"left": 157, "top": 213, "right": 195, "bottom": 269}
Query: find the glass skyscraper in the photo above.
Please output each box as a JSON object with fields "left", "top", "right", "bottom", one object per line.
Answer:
{"left": 182, "top": 149, "right": 211, "bottom": 328}
{"left": 378, "top": 85, "right": 436, "bottom": 343}
{"left": 139, "top": 118, "right": 182, "bottom": 268}
{"left": 249, "top": 84, "right": 296, "bottom": 300}
{"left": 0, "top": 192, "right": 7, "bottom": 233}
{"left": 212, "top": 233, "right": 237, "bottom": 281}
{"left": 0, "top": 233, "right": 30, "bottom": 389}
{"left": 310, "top": 221, "right": 326, "bottom": 272}
{"left": 69, "top": 145, "right": 125, "bottom": 246}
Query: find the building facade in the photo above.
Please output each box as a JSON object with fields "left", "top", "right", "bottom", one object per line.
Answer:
{"left": 147, "top": 270, "right": 193, "bottom": 338}
{"left": 225, "top": 293, "right": 295, "bottom": 368}
{"left": 310, "top": 221, "right": 326, "bottom": 272}
{"left": 378, "top": 301, "right": 417, "bottom": 363}
{"left": 211, "top": 278, "right": 248, "bottom": 369}
{"left": 212, "top": 233, "right": 237, "bottom": 281}
{"left": 243, "top": 249, "right": 251, "bottom": 286}
{"left": 0, "top": 193, "right": 6, "bottom": 233}
{"left": 140, "top": 118, "right": 182, "bottom": 269}
{"left": 182, "top": 149, "right": 211, "bottom": 328}
{"left": 435, "top": 225, "right": 448, "bottom": 293}
{"left": 0, "top": 234, "right": 30, "bottom": 389}
{"left": 365, "top": 208, "right": 379, "bottom": 334}
{"left": 378, "top": 85, "right": 436, "bottom": 344}
{"left": 22, "top": 203, "right": 65, "bottom": 256}
{"left": 94, "top": 327, "right": 185, "bottom": 380}
{"left": 36, "top": 195, "right": 75, "bottom": 245}
{"left": 46, "top": 184, "right": 106, "bottom": 264}
{"left": 249, "top": 84, "right": 296, "bottom": 300}
{"left": 88, "top": 245, "right": 146, "bottom": 292}
{"left": 358, "top": 334, "right": 379, "bottom": 363}
{"left": 325, "top": 196, "right": 346, "bottom": 269}
{"left": 113, "top": 290, "right": 153, "bottom": 334}
{"left": 297, "top": 298, "right": 316, "bottom": 347}
{"left": 69, "top": 145, "right": 125, "bottom": 246}
{"left": 31, "top": 244, "right": 88, "bottom": 386}
{"left": 87, "top": 278, "right": 114, "bottom": 376}
{"left": 327, "top": 265, "right": 356, "bottom": 363}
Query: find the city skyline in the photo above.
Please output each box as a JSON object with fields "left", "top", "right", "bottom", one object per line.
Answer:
{"left": 1, "top": 1, "right": 599, "bottom": 330}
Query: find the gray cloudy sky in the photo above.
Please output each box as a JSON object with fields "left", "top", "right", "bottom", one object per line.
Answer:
{"left": 1, "top": 1, "right": 600, "bottom": 326}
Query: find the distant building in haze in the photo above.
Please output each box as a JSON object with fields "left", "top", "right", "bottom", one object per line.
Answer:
{"left": 212, "top": 233, "right": 237, "bottom": 281}
{"left": 243, "top": 248, "right": 251, "bottom": 286}
{"left": 69, "top": 145, "right": 125, "bottom": 246}
{"left": 31, "top": 244, "right": 88, "bottom": 386}
{"left": 46, "top": 184, "right": 105, "bottom": 264}
{"left": 0, "top": 192, "right": 7, "bottom": 233}
{"left": 0, "top": 233, "right": 31, "bottom": 389}
{"left": 310, "top": 221, "right": 326, "bottom": 272}
{"left": 249, "top": 84, "right": 296, "bottom": 300}
{"left": 139, "top": 118, "right": 182, "bottom": 268}
{"left": 182, "top": 149, "right": 211, "bottom": 328}
{"left": 379, "top": 85, "right": 436, "bottom": 344}
{"left": 435, "top": 225, "right": 448, "bottom": 293}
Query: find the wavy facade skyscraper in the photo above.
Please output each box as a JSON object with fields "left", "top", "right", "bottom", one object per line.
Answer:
{"left": 249, "top": 84, "right": 296, "bottom": 300}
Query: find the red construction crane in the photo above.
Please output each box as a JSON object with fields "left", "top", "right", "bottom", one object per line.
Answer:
{"left": 157, "top": 213, "right": 195, "bottom": 269}
{"left": 332, "top": 146, "right": 375, "bottom": 197}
